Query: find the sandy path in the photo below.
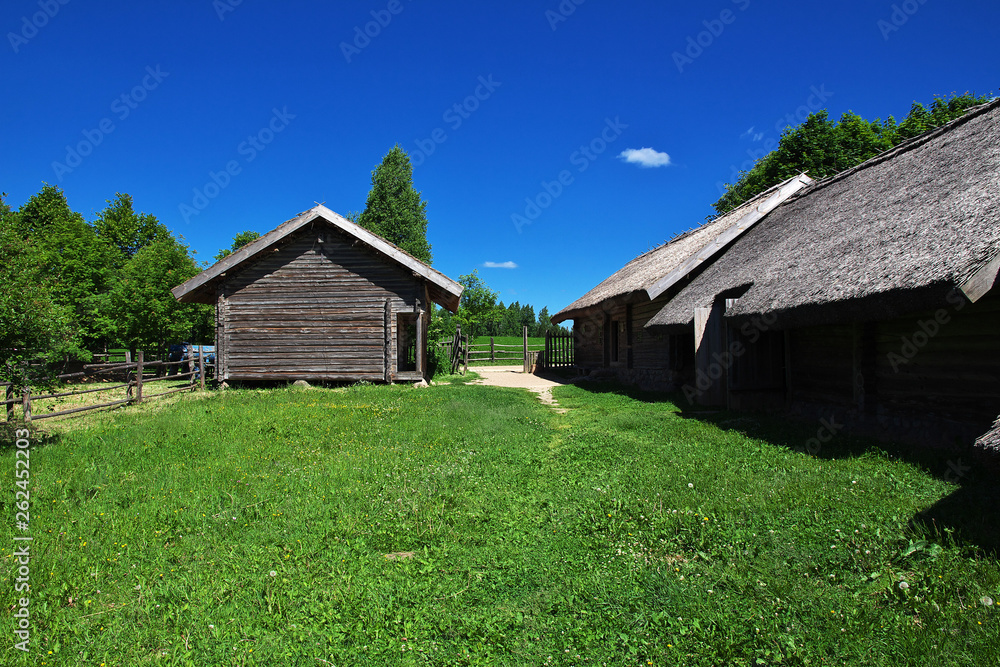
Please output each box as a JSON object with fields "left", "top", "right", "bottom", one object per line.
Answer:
{"left": 466, "top": 365, "right": 572, "bottom": 412}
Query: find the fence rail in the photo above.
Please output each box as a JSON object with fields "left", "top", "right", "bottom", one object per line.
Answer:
{"left": 438, "top": 329, "right": 547, "bottom": 368}
{"left": 3, "top": 346, "right": 213, "bottom": 424}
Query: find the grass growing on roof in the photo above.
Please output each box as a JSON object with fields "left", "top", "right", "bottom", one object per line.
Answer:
{"left": 1, "top": 382, "right": 997, "bottom": 665}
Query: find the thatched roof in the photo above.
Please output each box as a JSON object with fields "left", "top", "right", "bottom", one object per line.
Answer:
{"left": 171, "top": 205, "right": 464, "bottom": 311}
{"left": 551, "top": 174, "right": 813, "bottom": 323}
{"left": 975, "top": 416, "right": 1000, "bottom": 453}
{"left": 649, "top": 98, "right": 1000, "bottom": 330}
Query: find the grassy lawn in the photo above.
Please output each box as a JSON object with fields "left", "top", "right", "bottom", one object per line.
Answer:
{"left": 1, "top": 381, "right": 998, "bottom": 665}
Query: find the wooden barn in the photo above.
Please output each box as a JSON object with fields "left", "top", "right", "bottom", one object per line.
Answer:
{"left": 551, "top": 174, "right": 813, "bottom": 390}
{"left": 648, "top": 99, "right": 1000, "bottom": 447}
{"left": 171, "top": 205, "right": 463, "bottom": 383}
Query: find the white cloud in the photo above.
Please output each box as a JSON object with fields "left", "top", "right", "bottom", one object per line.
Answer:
{"left": 617, "top": 147, "right": 671, "bottom": 168}
{"left": 483, "top": 261, "right": 518, "bottom": 269}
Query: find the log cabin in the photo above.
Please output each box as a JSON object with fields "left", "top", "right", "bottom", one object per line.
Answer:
{"left": 551, "top": 174, "right": 813, "bottom": 390}
{"left": 648, "top": 99, "right": 1000, "bottom": 448}
{"left": 171, "top": 205, "right": 463, "bottom": 383}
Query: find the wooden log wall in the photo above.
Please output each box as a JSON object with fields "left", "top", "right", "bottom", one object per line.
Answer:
{"left": 787, "top": 323, "right": 855, "bottom": 407}
{"left": 217, "top": 226, "right": 421, "bottom": 381}
{"left": 630, "top": 294, "right": 674, "bottom": 370}
{"left": 872, "top": 292, "right": 1000, "bottom": 426}
{"left": 572, "top": 312, "right": 604, "bottom": 370}
{"left": 786, "top": 290, "right": 1000, "bottom": 429}
{"left": 569, "top": 294, "right": 686, "bottom": 373}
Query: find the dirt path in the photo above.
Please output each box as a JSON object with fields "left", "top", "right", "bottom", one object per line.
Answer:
{"left": 466, "top": 365, "right": 573, "bottom": 413}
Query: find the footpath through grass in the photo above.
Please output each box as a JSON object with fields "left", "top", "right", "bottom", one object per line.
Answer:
{"left": 1, "top": 381, "right": 998, "bottom": 665}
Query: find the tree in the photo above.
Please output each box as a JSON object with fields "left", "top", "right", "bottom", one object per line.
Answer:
{"left": 16, "top": 185, "right": 116, "bottom": 348}
{"left": 536, "top": 306, "right": 553, "bottom": 337}
{"left": 0, "top": 194, "right": 82, "bottom": 391}
{"left": 714, "top": 91, "right": 992, "bottom": 214}
{"left": 357, "top": 145, "right": 432, "bottom": 263}
{"left": 215, "top": 230, "right": 261, "bottom": 261}
{"left": 453, "top": 270, "right": 501, "bottom": 338}
{"left": 109, "top": 235, "right": 210, "bottom": 354}
{"left": 93, "top": 193, "right": 169, "bottom": 270}
{"left": 499, "top": 302, "right": 521, "bottom": 337}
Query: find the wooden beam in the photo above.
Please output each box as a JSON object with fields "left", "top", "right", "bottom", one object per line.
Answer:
{"left": 959, "top": 250, "right": 1000, "bottom": 303}
{"left": 416, "top": 310, "right": 425, "bottom": 378}
{"left": 135, "top": 350, "right": 144, "bottom": 404}
{"left": 384, "top": 300, "right": 392, "bottom": 383}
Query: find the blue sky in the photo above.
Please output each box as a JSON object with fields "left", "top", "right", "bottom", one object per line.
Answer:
{"left": 2, "top": 1, "right": 997, "bottom": 315}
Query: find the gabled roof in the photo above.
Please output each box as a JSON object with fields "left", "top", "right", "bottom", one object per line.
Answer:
{"left": 171, "top": 205, "right": 464, "bottom": 311}
{"left": 649, "top": 98, "right": 1000, "bottom": 330}
{"left": 551, "top": 174, "right": 813, "bottom": 324}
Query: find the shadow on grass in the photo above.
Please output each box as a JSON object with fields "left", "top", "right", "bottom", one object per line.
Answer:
{"left": 567, "top": 379, "right": 1000, "bottom": 556}
{"left": 0, "top": 422, "right": 63, "bottom": 452}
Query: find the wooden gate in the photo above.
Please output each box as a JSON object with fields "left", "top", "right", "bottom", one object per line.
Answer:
{"left": 541, "top": 331, "right": 575, "bottom": 369}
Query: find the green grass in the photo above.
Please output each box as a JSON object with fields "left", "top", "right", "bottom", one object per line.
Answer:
{"left": 468, "top": 336, "right": 545, "bottom": 347}
{"left": 1, "top": 381, "right": 998, "bottom": 665}
{"left": 465, "top": 336, "right": 543, "bottom": 366}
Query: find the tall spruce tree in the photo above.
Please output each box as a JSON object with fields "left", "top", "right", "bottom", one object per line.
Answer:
{"left": 357, "top": 145, "right": 432, "bottom": 263}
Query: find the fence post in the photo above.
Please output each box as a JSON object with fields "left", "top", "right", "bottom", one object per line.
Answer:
{"left": 135, "top": 350, "right": 144, "bottom": 404}
{"left": 5, "top": 384, "right": 12, "bottom": 423}
{"left": 463, "top": 334, "right": 469, "bottom": 374}
{"left": 521, "top": 325, "right": 531, "bottom": 373}
{"left": 198, "top": 345, "right": 205, "bottom": 391}
{"left": 490, "top": 337, "right": 495, "bottom": 362}
{"left": 22, "top": 390, "right": 31, "bottom": 423}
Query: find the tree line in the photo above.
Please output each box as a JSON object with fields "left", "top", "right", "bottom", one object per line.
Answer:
{"left": 1, "top": 186, "right": 212, "bottom": 388}
{"left": 713, "top": 92, "right": 992, "bottom": 215}
{"left": 430, "top": 270, "right": 569, "bottom": 340}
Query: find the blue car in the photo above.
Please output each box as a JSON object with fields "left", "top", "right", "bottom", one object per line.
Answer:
{"left": 167, "top": 343, "right": 216, "bottom": 379}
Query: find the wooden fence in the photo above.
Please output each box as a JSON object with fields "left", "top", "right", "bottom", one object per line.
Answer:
{"left": 2, "top": 347, "right": 212, "bottom": 424}
{"left": 540, "top": 331, "right": 575, "bottom": 369}
{"left": 449, "top": 327, "right": 469, "bottom": 375}
{"left": 438, "top": 327, "right": 546, "bottom": 371}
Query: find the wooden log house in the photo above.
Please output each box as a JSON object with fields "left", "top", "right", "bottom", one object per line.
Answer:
{"left": 551, "top": 174, "right": 813, "bottom": 390}
{"left": 648, "top": 99, "right": 1000, "bottom": 448}
{"left": 171, "top": 205, "right": 463, "bottom": 383}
